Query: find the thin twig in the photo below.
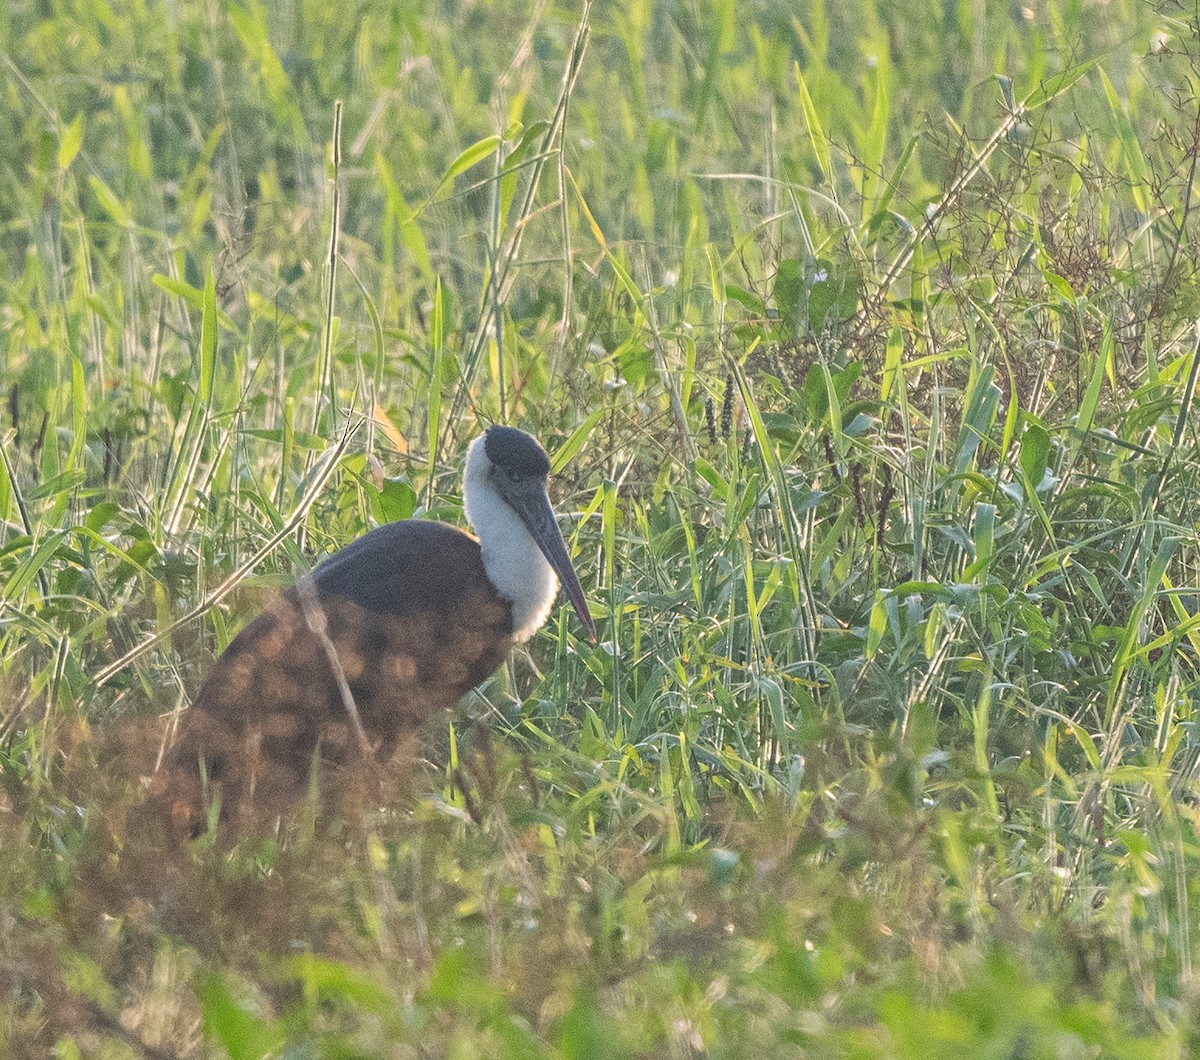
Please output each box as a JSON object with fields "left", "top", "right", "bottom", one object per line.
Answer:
{"left": 292, "top": 573, "right": 376, "bottom": 763}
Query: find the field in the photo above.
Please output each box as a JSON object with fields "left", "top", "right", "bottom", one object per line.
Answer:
{"left": 3, "top": 0, "right": 1200, "bottom": 1054}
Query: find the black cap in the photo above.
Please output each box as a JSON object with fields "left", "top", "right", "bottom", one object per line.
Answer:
{"left": 483, "top": 426, "right": 550, "bottom": 477}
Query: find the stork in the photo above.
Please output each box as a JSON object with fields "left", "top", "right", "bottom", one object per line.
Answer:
{"left": 151, "top": 426, "right": 595, "bottom": 835}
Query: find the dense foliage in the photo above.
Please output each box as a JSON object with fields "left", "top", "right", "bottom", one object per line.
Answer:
{"left": 3, "top": 0, "right": 1200, "bottom": 1054}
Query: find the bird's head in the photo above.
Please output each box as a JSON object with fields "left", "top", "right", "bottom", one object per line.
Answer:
{"left": 464, "top": 426, "right": 597, "bottom": 642}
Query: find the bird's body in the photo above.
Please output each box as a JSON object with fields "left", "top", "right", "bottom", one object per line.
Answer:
{"left": 149, "top": 427, "right": 594, "bottom": 835}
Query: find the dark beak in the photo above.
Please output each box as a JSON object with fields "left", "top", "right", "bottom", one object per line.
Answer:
{"left": 513, "top": 489, "right": 597, "bottom": 642}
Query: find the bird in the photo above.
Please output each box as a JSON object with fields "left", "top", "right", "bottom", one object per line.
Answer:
{"left": 147, "top": 425, "right": 596, "bottom": 836}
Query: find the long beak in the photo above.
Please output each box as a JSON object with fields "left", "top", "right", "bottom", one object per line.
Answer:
{"left": 514, "top": 490, "right": 597, "bottom": 642}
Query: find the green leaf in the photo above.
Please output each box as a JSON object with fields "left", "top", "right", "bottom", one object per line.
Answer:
{"left": 426, "top": 134, "right": 503, "bottom": 204}
{"left": 499, "top": 120, "right": 549, "bottom": 220}
{"left": 427, "top": 277, "right": 444, "bottom": 486}
{"left": 446, "top": 135, "right": 502, "bottom": 181}
{"left": 1076, "top": 325, "right": 1110, "bottom": 437}
{"left": 241, "top": 428, "right": 329, "bottom": 450}
{"left": 280, "top": 953, "right": 393, "bottom": 1012}
{"left": 969, "top": 503, "right": 995, "bottom": 577}
{"left": 226, "top": 0, "right": 301, "bottom": 131}
{"left": 1019, "top": 423, "right": 1051, "bottom": 488}
{"left": 85, "top": 502, "right": 121, "bottom": 534}
{"left": 199, "top": 266, "right": 217, "bottom": 403}
{"left": 953, "top": 366, "right": 999, "bottom": 476}
{"left": 199, "top": 976, "right": 285, "bottom": 1060}
{"left": 1023, "top": 54, "right": 1104, "bottom": 110}
{"left": 371, "top": 477, "right": 417, "bottom": 523}
{"left": 726, "top": 284, "right": 765, "bottom": 314}
{"left": 866, "top": 590, "right": 887, "bottom": 658}
{"left": 4, "top": 531, "right": 69, "bottom": 600}
{"left": 501, "top": 120, "right": 549, "bottom": 174}
{"left": 375, "top": 152, "right": 433, "bottom": 282}
{"left": 0, "top": 446, "right": 12, "bottom": 522}
{"left": 26, "top": 470, "right": 87, "bottom": 501}
{"left": 1099, "top": 66, "right": 1150, "bottom": 210}
{"left": 88, "top": 174, "right": 130, "bottom": 227}
{"left": 550, "top": 409, "right": 606, "bottom": 475}
{"left": 773, "top": 259, "right": 804, "bottom": 329}
{"left": 58, "top": 115, "right": 83, "bottom": 170}
{"left": 618, "top": 341, "right": 654, "bottom": 388}
{"left": 1043, "top": 271, "right": 1075, "bottom": 303}
{"left": 807, "top": 270, "right": 860, "bottom": 330}
{"left": 881, "top": 326, "right": 903, "bottom": 404}
{"left": 152, "top": 273, "right": 206, "bottom": 309}
{"left": 861, "top": 47, "right": 891, "bottom": 212}
{"left": 793, "top": 61, "right": 831, "bottom": 180}
{"left": 873, "top": 133, "right": 918, "bottom": 220}
{"left": 558, "top": 989, "right": 618, "bottom": 1060}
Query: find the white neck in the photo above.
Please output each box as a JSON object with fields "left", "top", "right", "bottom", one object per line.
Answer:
{"left": 463, "top": 435, "right": 558, "bottom": 642}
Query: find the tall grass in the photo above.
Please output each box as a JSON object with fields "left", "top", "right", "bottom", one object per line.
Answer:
{"left": 2, "top": 0, "right": 1200, "bottom": 1054}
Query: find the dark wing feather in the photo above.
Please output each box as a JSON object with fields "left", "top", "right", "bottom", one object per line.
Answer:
{"left": 308, "top": 520, "right": 490, "bottom": 616}
{"left": 151, "top": 520, "right": 514, "bottom": 834}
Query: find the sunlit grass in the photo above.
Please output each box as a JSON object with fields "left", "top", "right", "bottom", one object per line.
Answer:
{"left": 3, "top": 0, "right": 1200, "bottom": 1054}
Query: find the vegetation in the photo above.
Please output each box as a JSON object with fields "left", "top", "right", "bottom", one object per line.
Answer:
{"left": 2, "top": 0, "right": 1200, "bottom": 1053}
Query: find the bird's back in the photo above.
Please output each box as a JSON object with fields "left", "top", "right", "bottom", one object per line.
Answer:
{"left": 151, "top": 520, "right": 514, "bottom": 835}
